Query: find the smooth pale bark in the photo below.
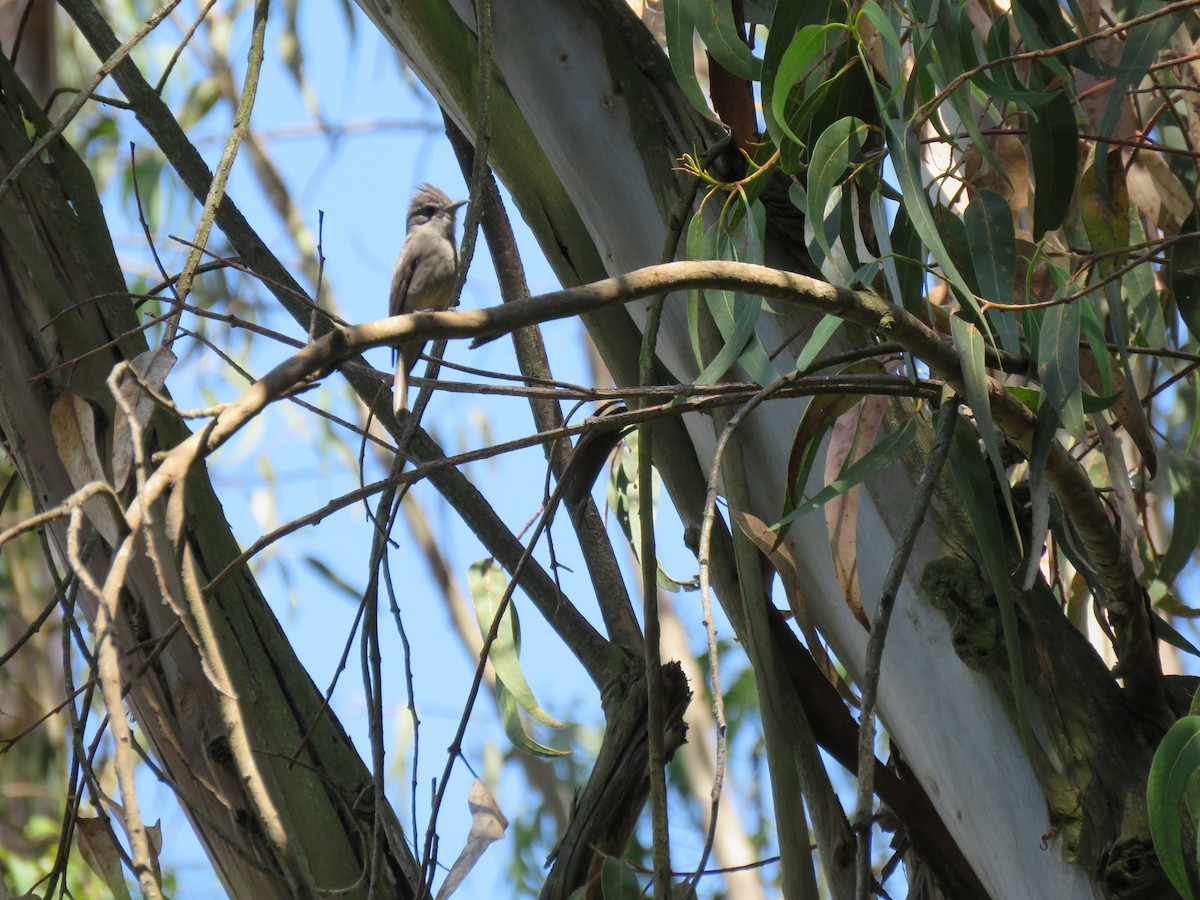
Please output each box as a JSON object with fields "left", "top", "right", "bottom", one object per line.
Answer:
{"left": 357, "top": 1, "right": 1158, "bottom": 896}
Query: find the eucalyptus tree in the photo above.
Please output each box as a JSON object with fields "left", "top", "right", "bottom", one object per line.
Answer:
{"left": 1, "top": 0, "right": 1198, "bottom": 898}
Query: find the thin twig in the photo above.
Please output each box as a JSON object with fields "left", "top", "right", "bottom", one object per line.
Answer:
{"left": 163, "top": 0, "right": 269, "bottom": 344}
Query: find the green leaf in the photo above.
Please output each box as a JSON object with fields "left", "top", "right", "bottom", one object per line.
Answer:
{"left": 664, "top": 0, "right": 716, "bottom": 118}
{"left": 1078, "top": 151, "right": 1130, "bottom": 262}
{"left": 685, "top": 210, "right": 715, "bottom": 364}
{"left": 769, "top": 25, "right": 838, "bottom": 147}
{"left": 808, "top": 116, "right": 868, "bottom": 278}
{"left": 693, "top": 0, "right": 763, "bottom": 81}
{"left": 778, "top": 412, "right": 918, "bottom": 527}
{"left": 1037, "top": 300, "right": 1084, "bottom": 438}
{"left": 697, "top": 293, "right": 760, "bottom": 385}
{"left": 951, "top": 316, "right": 1020, "bottom": 545}
{"left": 1161, "top": 453, "right": 1200, "bottom": 586}
{"left": 1125, "top": 215, "right": 1167, "bottom": 348}
{"left": 782, "top": 390, "right": 862, "bottom": 518}
{"left": 965, "top": 190, "right": 1016, "bottom": 308}
{"left": 796, "top": 314, "right": 844, "bottom": 372}
{"left": 600, "top": 856, "right": 642, "bottom": 899}
{"left": 1168, "top": 214, "right": 1200, "bottom": 344}
{"left": 762, "top": 0, "right": 831, "bottom": 142}
{"left": 1093, "top": 5, "right": 1187, "bottom": 191}
{"left": 468, "top": 559, "right": 561, "bottom": 729}
{"left": 1027, "top": 64, "right": 1078, "bottom": 240}
{"left": 692, "top": 201, "right": 774, "bottom": 386}
{"left": 1148, "top": 716, "right": 1200, "bottom": 899}
{"left": 856, "top": 2, "right": 903, "bottom": 84}
{"left": 888, "top": 203, "right": 927, "bottom": 316}
{"left": 1154, "top": 613, "right": 1200, "bottom": 661}
{"left": 978, "top": 15, "right": 1059, "bottom": 105}
{"left": 883, "top": 118, "right": 981, "bottom": 319}
{"left": 496, "top": 681, "right": 569, "bottom": 758}
{"left": 949, "top": 420, "right": 1031, "bottom": 748}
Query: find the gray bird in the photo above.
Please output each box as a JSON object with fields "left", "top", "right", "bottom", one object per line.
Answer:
{"left": 389, "top": 184, "right": 467, "bottom": 414}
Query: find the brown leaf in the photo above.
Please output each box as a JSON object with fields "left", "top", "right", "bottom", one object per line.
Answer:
{"left": 731, "top": 508, "right": 856, "bottom": 694}
{"left": 51, "top": 393, "right": 122, "bottom": 542}
{"left": 435, "top": 779, "right": 508, "bottom": 899}
{"left": 824, "top": 395, "right": 888, "bottom": 630}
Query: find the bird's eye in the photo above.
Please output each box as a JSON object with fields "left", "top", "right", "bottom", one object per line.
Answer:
{"left": 420, "top": 205, "right": 437, "bottom": 217}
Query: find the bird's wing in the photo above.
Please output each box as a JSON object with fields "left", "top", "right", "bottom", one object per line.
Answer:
{"left": 389, "top": 244, "right": 419, "bottom": 317}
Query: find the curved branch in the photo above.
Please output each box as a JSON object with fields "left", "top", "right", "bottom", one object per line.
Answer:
{"left": 149, "top": 259, "right": 1155, "bottom": 709}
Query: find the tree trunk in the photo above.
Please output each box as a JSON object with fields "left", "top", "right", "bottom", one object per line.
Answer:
{"left": 0, "top": 47, "right": 419, "bottom": 900}
{"left": 358, "top": 1, "right": 1167, "bottom": 896}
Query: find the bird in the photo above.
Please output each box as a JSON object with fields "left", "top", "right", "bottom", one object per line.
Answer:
{"left": 389, "top": 184, "right": 467, "bottom": 414}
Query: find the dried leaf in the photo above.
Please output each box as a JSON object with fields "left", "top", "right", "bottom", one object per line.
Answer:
{"left": 75, "top": 816, "right": 133, "bottom": 900}
{"left": 731, "top": 508, "right": 857, "bottom": 693}
{"left": 435, "top": 780, "right": 508, "bottom": 899}
{"left": 51, "top": 393, "right": 122, "bottom": 543}
{"left": 824, "top": 394, "right": 888, "bottom": 629}
{"left": 1077, "top": 348, "right": 1156, "bottom": 477}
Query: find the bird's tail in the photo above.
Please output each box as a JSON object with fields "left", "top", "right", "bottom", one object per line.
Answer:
{"left": 392, "top": 351, "right": 410, "bottom": 415}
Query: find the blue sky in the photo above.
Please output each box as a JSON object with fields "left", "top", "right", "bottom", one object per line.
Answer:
{"left": 95, "top": 3, "right": 738, "bottom": 896}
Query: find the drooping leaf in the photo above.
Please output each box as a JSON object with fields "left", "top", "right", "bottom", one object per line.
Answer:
{"left": 951, "top": 316, "right": 1020, "bottom": 545}
{"left": 1154, "top": 613, "right": 1200, "bottom": 661}
{"left": 949, "top": 420, "right": 1031, "bottom": 748}
{"left": 663, "top": 0, "right": 717, "bottom": 118}
{"left": 436, "top": 780, "right": 510, "bottom": 898}
{"left": 468, "top": 559, "right": 562, "bottom": 729}
{"left": 1078, "top": 151, "right": 1130, "bottom": 263}
{"left": 1021, "top": 403, "right": 1057, "bottom": 591}
{"left": 693, "top": 0, "right": 763, "bottom": 81}
{"left": 686, "top": 209, "right": 716, "bottom": 364}
{"left": 1168, "top": 213, "right": 1200, "bottom": 344}
{"left": 769, "top": 24, "right": 840, "bottom": 147}
{"left": 1037, "top": 299, "right": 1084, "bottom": 438}
{"left": 783, "top": 391, "right": 864, "bottom": 521}
{"left": 761, "top": 0, "right": 834, "bottom": 141}
{"left": 808, "top": 116, "right": 869, "bottom": 278}
{"left": 1125, "top": 215, "right": 1168, "bottom": 349}
{"left": 964, "top": 190, "right": 1016, "bottom": 309}
{"left": 977, "top": 15, "right": 1060, "bottom": 105}
{"left": 825, "top": 393, "right": 888, "bottom": 629}
{"left": 600, "top": 856, "right": 643, "bottom": 900}
{"left": 607, "top": 435, "right": 696, "bottom": 591}
{"left": 796, "top": 314, "right": 845, "bottom": 372}
{"left": 495, "top": 681, "right": 569, "bottom": 758}
{"left": 732, "top": 508, "right": 858, "bottom": 675}
{"left": 888, "top": 203, "right": 927, "bottom": 316}
{"left": 1027, "top": 64, "right": 1078, "bottom": 240}
{"left": 855, "top": 1, "right": 903, "bottom": 85}
{"left": 696, "top": 292, "right": 762, "bottom": 385}
{"left": 883, "top": 118, "right": 981, "bottom": 318}
{"left": 1093, "top": 5, "right": 1189, "bottom": 191}
{"left": 112, "top": 347, "right": 177, "bottom": 492}
{"left": 1078, "top": 346, "right": 1157, "bottom": 477}
{"left": 778, "top": 413, "right": 918, "bottom": 528}
{"left": 75, "top": 816, "right": 134, "bottom": 900}
{"left": 1148, "top": 716, "right": 1200, "bottom": 900}
{"left": 1161, "top": 452, "right": 1200, "bottom": 587}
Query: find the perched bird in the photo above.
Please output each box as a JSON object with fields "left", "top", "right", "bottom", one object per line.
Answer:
{"left": 389, "top": 184, "right": 467, "bottom": 414}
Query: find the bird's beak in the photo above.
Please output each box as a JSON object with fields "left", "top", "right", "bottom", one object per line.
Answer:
{"left": 449, "top": 199, "right": 468, "bottom": 212}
